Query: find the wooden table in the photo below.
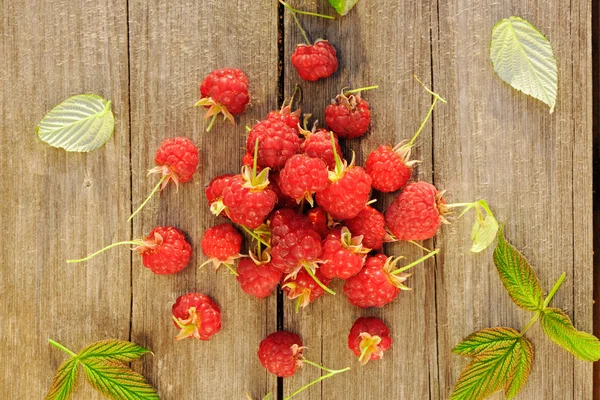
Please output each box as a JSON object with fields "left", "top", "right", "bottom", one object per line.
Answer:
{"left": 0, "top": 0, "right": 594, "bottom": 399}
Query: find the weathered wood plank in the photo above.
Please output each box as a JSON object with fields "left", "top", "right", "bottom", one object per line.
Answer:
{"left": 0, "top": 0, "right": 131, "bottom": 398}
{"left": 127, "top": 0, "right": 280, "bottom": 398}
{"left": 432, "top": 1, "right": 593, "bottom": 399}
{"left": 282, "top": 1, "right": 438, "bottom": 399}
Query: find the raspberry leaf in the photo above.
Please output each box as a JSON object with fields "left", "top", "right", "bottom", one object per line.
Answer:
{"left": 449, "top": 338, "right": 520, "bottom": 400}
{"left": 452, "top": 327, "right": 521, "bottom": 357}
{"left": 539, "top": 307, "right": 600, "bottom": 361}
{"left": 469, "top": 200, "right": 498, "bottom": 253}
{"left": 36, "top": 94, "right": 115, "bottom": 152}
{"left": 490, "top": 17, "right": 557, "bottom": 112}
{"left": 327, "top": 0, "right": 359, "bottom": 16}
{"left": 504, "top": 336, "right": 533, "bottom": 399}
{"left": 493, "top": 226, "right": 543, "bottom": 311}
{"left": 81, "top": 359, "right": 160, "bottom": 399}
{"left": 78, "top": 340, "right": 151, "bottom": 363}
{"left": 45, "top": 358, "right": 80, "bottom": 400}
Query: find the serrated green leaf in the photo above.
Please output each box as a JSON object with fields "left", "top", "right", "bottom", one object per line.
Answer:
{"left": 450, "top": 339, "right": 519, "bottom": 400}
{"left": 493, "top": 226, "right": 544, "bottom": 311}
{"left": 327, "top": 0, "right": 359, "bottom": 15}
{"left": 45, "top": 358, "right": 80, "bottom": 400}
{"left": 78, "top": 340, "right": 151, "bottom": 363}
{"left": 504, "top": 337, "right": 533, "bottom": 399}
{"left": 540, "top": 307, "right": 600, "bottom": 361}
{"left": 81, "top": 359, "right": 159, "bottom": 399}
{"left": 453, "top": 327, "right": 521, "bottom": 357}
{"left": 490, "top": 16, "right": 557, "bottom": 112}
{"left": 469, "top": 200, "right": 499, "bottom": 253}
{"left": 37, "top": 94, "right": 115, "bottom": 152}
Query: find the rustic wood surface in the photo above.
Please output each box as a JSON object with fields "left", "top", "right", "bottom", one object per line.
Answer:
{"left": 0, "top": 0, "right": 594, "bottom": 399}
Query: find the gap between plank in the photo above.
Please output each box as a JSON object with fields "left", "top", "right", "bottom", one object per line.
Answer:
{"left": 277, "top": 0, "right": 285, "bottom": 398}
{"left": 125, "top": 0, "right": 134, "bottom": 345}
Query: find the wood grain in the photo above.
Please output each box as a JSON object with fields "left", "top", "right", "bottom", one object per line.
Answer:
{"left": 0, "top": 0, "right": 131, "bottom": 398}
{"left": 432, "top": 1, "right": 593, "bottom": 399}
{"left": 127, "top": 0, "right": 279, "bottom": 398}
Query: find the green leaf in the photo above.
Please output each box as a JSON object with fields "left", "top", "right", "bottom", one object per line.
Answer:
{"left": 504, "top": 337, "right": 534, "bottom": 399}
{"left": 469, "top": 200, "right": 499, "bottom": 253}
{"left": 45, "top": 358, "right": 80, "bottom": 400}
{"left": 81, "top": 359, "right": 160, "bottom": 399}
{"left": 450, "top": 339, "right": 520, "bottom": 400}
{"left": 540, "top": 307, "right": 600, "bottom": 361}
{"left": 490, "top": 17, "right": 557, "bottom": 112}
{"left": 453, "top": 327, "right": 521, "bottom": 357}
{"left": 78, "top": 340, "right": 151, "bottom": 363}
{"left": 327, "top": 0, "right": 359, "bottom": 15}
{"left": 493, "top": 226, "right": 544, "bottom": 311}
{"left": 36, "top": 94, "right": 115, "bottom": 152}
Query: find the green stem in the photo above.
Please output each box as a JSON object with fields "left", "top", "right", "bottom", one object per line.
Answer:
{"left": 520, "top": 312, "right": 540, "bottom": 336}
{"left": 206, "top": 113, "right": 218, "bottom": 132}
{"left": 284, "top": 361, "right": 350, "bottom": 400}
{"left": 408, "top": 240, "right": 434, "bottom": 253}
{"left": 67, "top": 240, "right": 142, "bottom": 263}
{"left": 543, "top": 273, "right": 566, "bottom": 309}
{"left": 223, "top": 263, "right": 239, "bottom": 276}
{"left": 404, "top": 76, "right": 447, "bottom": 148}
{"left": 289, "top": 9, "right": 311, "bottom": 44}
{"left": 279, "top": 0, "right": 335, "bottom": 19}
{"left": 303, "top": 264, "right": 335, "bottom": 295}
{"left": 241, "top": 225, "right": 271, "bottom": 249}
{"left": 129, "top": 175, "right": 167, "bottom": 222}
{"left": 253, "top": 138, "right": 259, "bottom": 180}
{"left": 345, "top": 85, "right": 378, "bottom": 95}
{"left": 48, "top": 339, "right": 77, "bottom": 358}
{"left": 391, "top": 249, "right": 439, "bottom": 275}
{"left": 329, "top": 131, "right": 344, "bottom": 176}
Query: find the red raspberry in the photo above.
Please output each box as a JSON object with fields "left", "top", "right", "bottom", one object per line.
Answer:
{"left": 348, "top": 317, "right": 392, "bottom": 364}
{"left": 343, "top": 254, "right": 411, "bottom": 308}
{"left": 271, "top": 226, "right": 322, "bottom": 275}
{"left": 137, "top": 226, "right": 192, "bottom": 275}
{"left": 325, "top": 92, "right": 371, "bottom": 139}
{"left": 300, "top": 128, "right": 343, "bottom": 170}
{"left": 172, "top": 293, "right": 221, "bottom": 340}
{"left": 258, "top": 331, "right": 303, "bottom": 377}
{"left": 197, "top": 68, "right": 250, "bottom": 131}
{"left": 242, "top": 152, "right": 255, "bottom": 168}
{"left": 247, "top": 119, "right": 300, "bottom": 170}
{"left": 365, "top": 145, "right": 414, "bottom": 192}
{"left": 269, "top": 208, "right": 311, "bottom": 247}
{"left": 316, "top": 165, "right": 372, "bottom": 221}
{"left": 200, "top": 223, "right": 242, "bottom": 271}
{"left": 283, "top": 268, "right": 331, "bottom": 310}
{"left": 269, "top": 171, "right": 299, "bottom": 209}
{"left": 267, "top": 103, "right": 301, "bottom": 130}
{"left": 344, "top": 206, "right": 387, "bottom": 250}
{"left": 278, "top": 154, "right": 328, "bottom": 204}
{"left": 320, "top": 227, "right": 369, "bottom": 280}
{"left": 205, "top": 174, "right": 236, "bottom": 204}
{"left": 236, "top": 252, "right": 282, "bottom": 299}
{"left": 153, "top": 137, "right": 199, "bottom": 184}
{"left": 385, "top": 181, "right": 447, "bottom": 241}
{"left": 221, "top": 165, "right": 277, "bottom": 229}
{"left": 307, "top": 207, "right": 329, "bottom": 238}
{"left": 291, "top": 40, "right": 338, "bottom": 81}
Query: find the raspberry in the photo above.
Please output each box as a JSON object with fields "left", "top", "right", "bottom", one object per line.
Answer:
{"left": 325, "top": 92, "right": 371, "bottom": 139}
{"left": 205, "top": 174, "right": 236, "bottom": 204}
{"left": 291, "top": 40, "right": 338, "bottom": 81}
{"left": 283, "top": 268, "right": 331, "bottom": 310}
{"left": 267, "top": 103, "right": 301, "bottom": 130}
{"left": 247, "top": 118, "right": 300, "bottom": 170}
{"left": 316, "top": 165, "right": 372, "bottom": 221}
{"left": 222, "top": 178, "right": 277, "bottom": 229}
{"left": 197, "top": 68, "right": 250, "bottom": 131}
{"left": 348, "top": 317, "right": 392, "bottom": 364}
{"left": 242, "top": 152, "right": 255, "bottom": 168}
{"left": 344, "top": 206, "right": 387, "bottom": 250}
{"left": 307, "top": 207, "right": 329, "bottom": 238}
{"left": 130, "top": 137, "right": 199, "bottom": 220}
{"left": 258, "top": 331, "right": 303, "bottom": 377}
{"left": 236, "top": 253, "right": 282, "bottom": 299}
{"left": 200, "top": 224, "right": 242, "bottom": 272}
{"left": 138, "top": 226, "right": 192, "bottom": 275}
{"left": 320, "top": 227, "right": 369, "bottom": 280}
{"left": 278, "top": 154, "right": 328, "bottom": 204}
{"left": 172, "top": 293, "right": 221, "bottom": 340}
{"left": 269, "top": 171, "right": 299, "bottom": 209}
{"left": 300, "top": 127, "right": 343, "bottom": 170}
{"left": 385, "top": 181, "right": 447, "bottom": 241}
{"left": 365, "top": 145, "right": 413, "bottom": 192}
{"left": 343, "top": 254, "right": 410, "bottom": 308}
{"left": 269, "top": 208, "right": 312, "bottom": 247}
{"left": 271, "top": 226, "right": 322, "bottom": 275}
